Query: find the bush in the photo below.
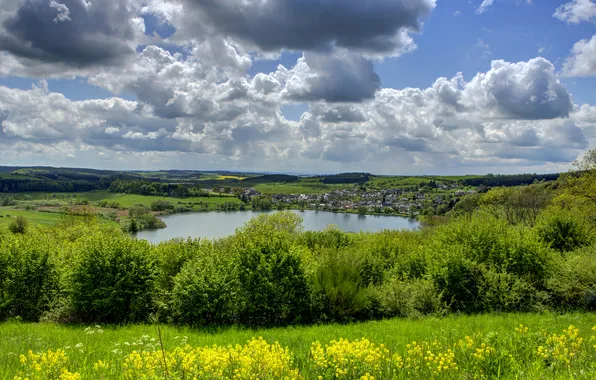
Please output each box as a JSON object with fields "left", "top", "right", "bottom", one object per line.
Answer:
{"left": 430, "top": 215, "right": 554, "bottom": 285}
{"left": 150, "top": 200, "right": 175, "bottom": 212}
{"left": 9, "top": 216, "right": 29, "bottom": 234}
{"left": 0, "top": 233, "right": 59, "bottom": 321}
{"left": 170, "top": 253, "right": 240, "bottom": 326}
{"left": 536, "top": 208, "right": 591, "bottom": 252}
{"left": 546, "top": 246, "right": 596, "bottom": 311}
{"left": 432, "top": 254, "right": 484, "bottom": 313}
{"left": 478, "top": 269, "right": 543, "bottom": 312}
{"left": 298, "top": 226, "right": 353, "bottom": 251}
{"left": 311, "top": 248, "right": 378, "bottom": 322}
{"left": 376, "top": 277, "right": 440, "bottom": 318}
{"left": 235, "top": 212, "right": 310, "bottom": 326}
{"left": 153, "top": 238, "right": 205, "bottom": 301}
{"left": 69, "top": 234, "right": 156, "bottom": 323}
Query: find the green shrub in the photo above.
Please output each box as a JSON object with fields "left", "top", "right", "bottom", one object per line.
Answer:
{"left": 298, "top": 226, "right": 353, "bottom": 250}
{"left": 432, "top": 254, "right": 483, "bottom": 313}
{"left": 69, "top": 234, "right": 156, "bottom": 323}
{"left": 478, "top": 269, "right": 543, "bottom": 312}
{"left": 376, "top": 277, "right": 440, "bottom": 318}
{"left": 430, "top": 215, "right": 554, "bottom": 285}
{"left": 153, "top": 239, "right": 205, "bottom": 299}
{"left": 170, "top": 253, "right": 239, "bottom": 326}
{"left": 235, "top": 212, "right": 310, "bottom": 326}
{"left": 536, "top": 208, "right": 591, "bottom": 252}
{"left": 311, "top": 248, "right": 378, "bottom": 322}
{"left": 546, "top": 246, "right": 596, "bottom": 311}
{"left": 8, "top": 215, "right": 29, "bottom": 234}
{"left": 150, "top": 200, "right": 175, "bottom": 212}
{"left": 0, "top": 233, "right": 59, "bottom": 321}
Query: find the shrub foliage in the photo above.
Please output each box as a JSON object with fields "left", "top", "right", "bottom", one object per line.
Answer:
{"left": 0, "top": 190, "right": 595, "bottom": 326}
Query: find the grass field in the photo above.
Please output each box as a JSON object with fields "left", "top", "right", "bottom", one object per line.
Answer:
{"left": 254, "top": 182, "right": 345, "bottom": 194}
{"left": 0, "top": 208, "right": 63, "bottom": 226}
{"left": 8, "top": 191, "right": 242, "bottom": 207}
{"left": 2, "top": 312, "right": 595, "bottom": 379}
{"left": 77, "top": 191, "right": 241, "bottom": 208}
{"left": 0, "top": 191, "right": 244, "bottom": 228}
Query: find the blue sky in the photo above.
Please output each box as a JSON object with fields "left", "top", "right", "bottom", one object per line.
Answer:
{"left": 0, "top": 0, "right": 594, "bottom": 174}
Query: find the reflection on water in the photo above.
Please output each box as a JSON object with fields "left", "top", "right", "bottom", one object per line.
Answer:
{"left": 135, "top": 210, "right": 420, "bottom": 244}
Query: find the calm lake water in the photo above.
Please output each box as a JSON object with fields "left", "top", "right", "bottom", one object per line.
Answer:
{"left": 135, "top": 210, "right": 420, "bottom": 244}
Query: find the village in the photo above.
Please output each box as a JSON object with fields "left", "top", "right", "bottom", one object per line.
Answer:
{"left": 241, "top": 183, "right": 478, "bottom": 216}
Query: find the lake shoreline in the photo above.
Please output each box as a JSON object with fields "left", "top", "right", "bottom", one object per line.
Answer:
{"left": 135, "top": 209, "right": 420, "bottom": 243}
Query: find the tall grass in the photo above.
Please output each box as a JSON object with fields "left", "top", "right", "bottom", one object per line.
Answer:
{"left": 2, "top": 312, "right": 596, "bottom": 378}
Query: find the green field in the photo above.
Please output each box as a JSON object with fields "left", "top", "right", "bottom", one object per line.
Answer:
{"left": 77, "top": 191, "right": 241, "bottom": 207}
{"left": 0, "top": 191, "right": 244, "bottom": 228}
{"left": 8, "top": 191, "right": 241, "bottom": 207}
{"left": 254, "top": 182, "right": 345, "bottom": 194}
{"left": 0, "top": 208, "right": 63, "bottom": 226}
{"left": 2, "top": 312, "right": 596, "bottom": 379}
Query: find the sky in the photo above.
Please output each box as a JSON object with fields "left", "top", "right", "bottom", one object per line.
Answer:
{"left": 0, "top": 0, "right": 595, "bottom": 175}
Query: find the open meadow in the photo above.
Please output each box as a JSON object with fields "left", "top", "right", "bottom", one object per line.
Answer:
{"left": 2, "top": 313, "right": 596, "bottom": 379}
{"left": 0, "top": 208, "right": 63, "bottom": 226}
{"left": 76, "top": 191, "right": 241, "bottom": 208}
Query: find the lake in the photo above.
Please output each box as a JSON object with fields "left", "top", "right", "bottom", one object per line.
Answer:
{"left": 135, "top": 210, "right": 420, "bottom": 244}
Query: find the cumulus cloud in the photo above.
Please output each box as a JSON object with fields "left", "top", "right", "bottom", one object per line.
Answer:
{"left": 462, "top": 58, "right": 573, "bottom": 119}
{"left": 0, "top": 46, "right": 590, "bottom": 174}
{"left": 183, "top": 0, "right": 435, "bottom": 58}
{"left": 562, "top": 34, "right": 596, "bottom": 77}
{"left": 0, "top": 0, "right": 144, "bottom": 68}
{"left": 279, "top": 51, "right": 381, "bottom": 102}
{"left": 296, "top": 57, "right": 582, "bottom": 170}
{"left": 554, "top": 0, "right": 596, "bottom": 24}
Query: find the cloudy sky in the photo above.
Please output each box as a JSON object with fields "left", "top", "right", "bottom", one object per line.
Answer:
{"left": 0, "top": 0, "right": 595, "bottom": 174}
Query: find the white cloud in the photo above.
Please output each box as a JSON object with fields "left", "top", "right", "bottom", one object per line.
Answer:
{"left": 49, "top": 1, "right": 71, "bottom": 23}
{"left": 475, "top": 38, "right": 492, "bottom": 58}
{"left": 0, "top": 53, "right": 587, "bottom": 173}
{"left": 554, "top": 0, "right": 596, "bottom": 24}
{"left": 476, "top": 0, "right": 533, "bottom": 15}
{"left": 0, "top": 0, "right": 591, "bottom": 177}
{"left": 562, "top": 34, "right": 596, "bottom": 77}
{"left": 477, "top": 0, "right": 495, "bottom": 14}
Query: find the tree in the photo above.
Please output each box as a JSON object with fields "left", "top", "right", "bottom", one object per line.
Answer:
{"left": 559, "top": 149, "right": 596, "bottom": 209}
{"left": 129, "top": 218, "right": 138, "bottom": 233}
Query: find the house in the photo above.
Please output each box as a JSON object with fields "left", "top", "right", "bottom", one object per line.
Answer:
{"left": 242, "top": 188, "right": 261, "bottom": 200}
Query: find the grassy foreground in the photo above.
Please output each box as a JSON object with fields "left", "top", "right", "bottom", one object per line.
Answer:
{"left": 2, "top": 312, "right": 596, "bottom": 379}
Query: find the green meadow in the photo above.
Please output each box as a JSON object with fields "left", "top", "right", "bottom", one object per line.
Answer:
{"left": 2, "top": 312, "right": 596, "bottom": 379}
